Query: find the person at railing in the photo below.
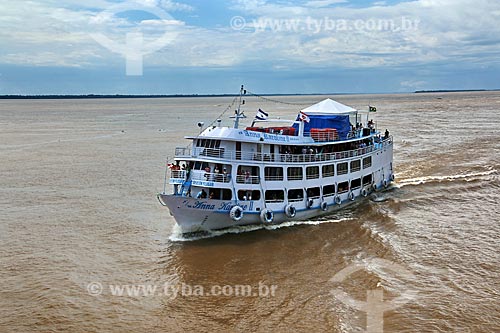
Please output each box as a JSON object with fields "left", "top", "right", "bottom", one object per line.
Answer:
{"left": 222, "top": 168, "right": 228, "bottom": 182}
{"left": 204, "top": 166, "right": 211, "bottom": 181}
{"left": 214, "top": 166, "right": 222, "bottom": 182}
{"left": 244, "top": 170, "right": 251, "bottom": 184}
{"left": 185, "top": 163, "right": 192, "bottom": 181}
{"left": 169, "top": 162, "right": 180, "bottom": 171}
{"left": 384, "top": 129, "right": 390, "bottom": 139}
{"left": 196, "top": 189, "right": 207, "bottom": 199}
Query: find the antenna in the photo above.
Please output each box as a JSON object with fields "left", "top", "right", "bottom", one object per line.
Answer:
{"left": 233, "top": 85, "right": 247, "bottom": 129}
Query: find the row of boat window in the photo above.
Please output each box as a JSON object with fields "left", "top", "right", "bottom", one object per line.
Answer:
{"left": 229, "top": 174, "right": 373, "bottom": 202}
{"left": 236, "top": 156, "right": 372, "bottom": 183}
{"left": 195, "top": 139, "right": 221, "bottom": 149}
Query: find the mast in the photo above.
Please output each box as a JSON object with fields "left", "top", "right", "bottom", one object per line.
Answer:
{"left": 232, "top": 85, "right": 247, "bottom": 129}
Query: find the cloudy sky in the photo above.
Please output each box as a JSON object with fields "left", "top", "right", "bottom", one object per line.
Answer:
{"left": 1, "top": 0, "right": 499, "bottom": 94}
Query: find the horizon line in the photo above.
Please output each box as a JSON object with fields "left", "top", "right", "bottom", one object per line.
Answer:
{"left": 0, "top": 89, "right": 496, "bottom": 99}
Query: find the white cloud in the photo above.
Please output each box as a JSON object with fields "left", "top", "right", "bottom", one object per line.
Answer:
{"left": 0, "top": 0, "right": 499, "bottom": 73}
{"left": 305, "top": 0, "right": 348, "bottom": 8}
{"left": 160, "top": 0, "right": 194, "bottom": 12}
{"left": 232, "top": 0, "right": 500, "bottom": 68}
{"left": 400, "top": 80, "right": 427, "bottom": 89}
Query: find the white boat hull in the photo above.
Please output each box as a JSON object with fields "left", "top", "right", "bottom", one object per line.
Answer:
{"left": 158, "top": 181, "right": 391, "bottom": 234}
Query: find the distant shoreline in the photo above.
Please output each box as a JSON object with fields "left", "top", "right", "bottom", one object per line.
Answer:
{"left": 0, "top": 93, "right": 331, "bottom": 100}
{"left": 0, "top": 94, "right": 240, "bottom": 100}
{"left": 0, "top": 90, "right": 497, "bottom": 99}
{"left": 414, "top": 89, "right": 491, "bottom": 93}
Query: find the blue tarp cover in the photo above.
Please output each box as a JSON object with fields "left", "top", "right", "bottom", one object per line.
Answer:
{"left": 293, "top": 115, "right": 351, "bottom": 140}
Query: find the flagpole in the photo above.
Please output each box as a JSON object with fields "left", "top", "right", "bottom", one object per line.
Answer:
{"left": 234, "top": 85, "right": 245, "bottom": 129}
{"left": 367, "top": 105, "right": 369, "bottom": 127}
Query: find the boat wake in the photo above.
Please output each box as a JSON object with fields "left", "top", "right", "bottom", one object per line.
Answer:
{"left": 395, "top": 169, "right": 497, "bottom": 188}
{"left": 169, "top": 217, "right": 356, "bottom": 242}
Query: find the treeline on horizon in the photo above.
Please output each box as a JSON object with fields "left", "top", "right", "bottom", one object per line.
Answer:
{"left": 0, "top": 89, "right": 496, "bottom": 99}
{"left": 414, "top": 89, "right": 490, "bottom": 93}
{"left": 0, "top": 94, "right": 239, "bottom": 99}
{"left": 0, "top": 93, "right": 327, "bottom": 99}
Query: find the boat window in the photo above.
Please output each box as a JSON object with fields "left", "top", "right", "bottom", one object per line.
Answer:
{"left": 337, "top": 162, "right": 348, "bottom": 175}
{"left": 323, "top": 184, "right": 336, "bottom": 197}
{"left": 236, "top": 166, "right": 260, "bottom": 184}
{"left": 197, "top": 139, "right": 221, "bottom": 148}
{"left": 192, "top": 161, "right": 209, "bottom": 170}
{"left": 207, "top": 188, "right": 232, "bottom": 200}
{"left": 264, "top": 167, "right": 284, "bottom": 181}
{"left": 350, "top": 160, "right": 361, "bottom": 172}
{"left": 322, "top": 164, "right": 335, "bottom": 178}
{"left": 265, "top": 190, "right": 284, "bottom": 203}
{"left": 362, "top": 174, "right": 372, "bottom": 186}
{"left": 288, "top": 189, "right": 304, "bottom": 202}
{"left": 238, "top": 190, "right": 261, "bottom": 201}
{"left": 363, "top": 156, "right": 372, "bottom": 169}
{"left": 306, "top": 166, "right": 320, "bottom": 180}
{"left": 287, "top": 167, "right": 303, "bottom": 181}
{"left": 351, "top": 178, "right": 361, "bottom": 189}
{"left": 306, "top": 187, "right": 321, "bottom": 199}
{"left": 338, "top": 181, "right": 349, "bottom": 193}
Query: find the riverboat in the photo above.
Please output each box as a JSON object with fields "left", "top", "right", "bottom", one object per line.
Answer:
{"left": 158, "top": 86, "right": 394, "bottom": 233}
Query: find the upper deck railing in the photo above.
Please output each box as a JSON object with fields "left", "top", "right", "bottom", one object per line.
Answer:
{"left": 175, "top": 137, "right": 392, "bottom": 164}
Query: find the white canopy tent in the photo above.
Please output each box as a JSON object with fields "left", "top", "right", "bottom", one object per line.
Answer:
{"left": 300, "top": 98, "right": 357, "bottom": 115}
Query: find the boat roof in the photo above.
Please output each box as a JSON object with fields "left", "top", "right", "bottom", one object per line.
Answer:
{"left": 301, "top": 98, "right": 357, "bottom": 115}
{"left": 186, "top": 127, "right": 378, "bottom": 146}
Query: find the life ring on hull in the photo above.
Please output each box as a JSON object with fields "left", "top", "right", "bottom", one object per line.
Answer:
{"left": 362, "top": 188, "right": 368, "bottom": 197}
{"left": 334, "top": 196, "right": 342, "bottom": 205}
{"left": 383, "top": 179, "right": 389, "bottom": 188}
{"left": 348, "top": 192, "right": 355, "bottom": 201}
{"left": 229, "top": 206, "right": 244, "bottom": 221}
{"left": 306, "top": 198, "right": 314, "bottom": 209}
{"left": 391, "top": 174, "right": 395, "bottom": 181}
{"left": 157, "top": 194, "right": 167, "bottom": 206}
{"left": 284, "top": 204, "right": 296, "bottom": 218}
{"left": 372, "top": 183, "right": 378, "bottom": 191}
{"left": 320, "top": 201, "right": 328, "bottom": 211}
{"left": 260, "top": 209, "right": 274, "bottom": 223}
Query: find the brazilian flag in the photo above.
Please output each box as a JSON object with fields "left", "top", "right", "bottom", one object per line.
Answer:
{"left": 369, "top": 106, "right": 377, "bottom": 112}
